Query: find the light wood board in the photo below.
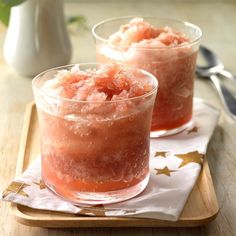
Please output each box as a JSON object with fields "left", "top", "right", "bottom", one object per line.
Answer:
{"left": 10, "top": 102, "right": 219, "bottom": 228}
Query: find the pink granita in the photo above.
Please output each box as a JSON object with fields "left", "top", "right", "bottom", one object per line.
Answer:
{"left": 33, "top": 63, "right": 157, "bottom": 204}
{"left": 42, "top": 63, "right": 153, "bottom": 102}
{"left": 94, "top": 17, "right": 201, "bottom": 134}
{"left": 108, "top": 18, "right": 190, "bottom": 48}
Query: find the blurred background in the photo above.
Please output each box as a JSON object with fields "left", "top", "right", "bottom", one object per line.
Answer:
{"left": 1, "top": 0, "right": 235, "bottom": 68}
{"left": 68, "top": 0, "right": 235, "bottom": 67}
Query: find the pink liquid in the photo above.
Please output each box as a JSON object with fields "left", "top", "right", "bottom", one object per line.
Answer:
{"left": 95, "top": 18, "right": 198, "bottom": 131}
{"left": 39, "top": 105, "right": 151, "bottom": 193}
{"left": 35, "top": 64, "right": 156, "bottom": 201}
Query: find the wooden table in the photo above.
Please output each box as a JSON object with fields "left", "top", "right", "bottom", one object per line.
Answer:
{"left": 0, "top": 0, "right": 236, "bottom": 235}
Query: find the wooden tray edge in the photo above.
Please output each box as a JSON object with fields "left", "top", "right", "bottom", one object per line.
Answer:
{"left": 10, "top": 201, "right": 219, "bottom": 228}
{"left": 15, "top": 101, "right": 35, "bottom": 177}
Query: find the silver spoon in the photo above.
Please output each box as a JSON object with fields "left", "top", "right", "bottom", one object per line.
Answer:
{"left": 196, "top": 46, "right": 236, "bottom": 81}
{"left": 196, "top": 46, "right": 236, "bottom": 120}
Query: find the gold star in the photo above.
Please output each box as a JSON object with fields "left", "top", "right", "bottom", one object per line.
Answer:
{"left": 176, "top": 151, "right": 204, "bottom": 168}
{"left": 2, "top": 181, "right": 29, "bottom": 198}
{"left": 34, "top": 180, "right": 47, "bottom": 189}
{"left": 154, "top": 151, "right": 167, "bottom": 158}
{"left": 187, "top": 126, "right": 198, "bottom": 134}
{"left": 78, "top": 204, "right": 106, "bottom": 216}
{"left": 155, "top": 166, "right": 176, "bottom": 176}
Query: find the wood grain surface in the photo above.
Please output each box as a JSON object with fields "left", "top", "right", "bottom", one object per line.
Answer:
{"left": 1, "top": 0, "right": 236, "bottom": 235}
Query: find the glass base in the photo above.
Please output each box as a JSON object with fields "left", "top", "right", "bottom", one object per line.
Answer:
{"left": 44, "top": 174, "right": 149, "bottom": 205}
{"left": 150, "top": 119, "right": 193, "bottom": 138}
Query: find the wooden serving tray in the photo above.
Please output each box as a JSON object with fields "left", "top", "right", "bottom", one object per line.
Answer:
{"left": 11, "top": 102, "right": 219, "bottom": 228}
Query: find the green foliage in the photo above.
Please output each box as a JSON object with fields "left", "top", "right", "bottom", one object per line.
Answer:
{"left": 1, "top": 0, "right": 26, "bottom": 7}
{"left": 0, "top": 0, "right": 26, "bottom": 26}
{"left": 0, "top": 3, "right": 10, "bottom": 26}
{"left": 67, "top": 15, "right": 89, "bottom": 30}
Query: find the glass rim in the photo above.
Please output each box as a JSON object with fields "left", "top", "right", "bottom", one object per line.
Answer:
{"left": 92, "top": 16, "right": 203, "bottom": 50}
{"left": 32, "top": 62, "right": 158, "bottom": 104}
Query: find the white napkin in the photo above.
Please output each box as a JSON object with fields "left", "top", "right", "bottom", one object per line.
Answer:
{"left": 1, "top": 98, "right": 220, "bottom": 221}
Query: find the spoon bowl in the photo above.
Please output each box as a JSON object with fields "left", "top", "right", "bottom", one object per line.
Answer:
{"left": 196, "top": 46, "right": 224, "bottom": 77}
{"left": 196, "top": 45, "right": 236, "bottom": 120}
{"left": 196, "top": 46, "right": 236, "bottom": 80}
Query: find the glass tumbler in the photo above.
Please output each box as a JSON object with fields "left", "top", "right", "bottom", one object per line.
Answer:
{"left": 92, "top": 17, "right": 202, "bottom": 137}
{"left": 32, "top": 63, "right": 158, "bottom": 205}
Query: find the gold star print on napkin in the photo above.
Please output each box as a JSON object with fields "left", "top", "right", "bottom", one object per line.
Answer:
{"left": 78, "top": 204, "right": 106, "bottom": 216}
{"left": 154, "top": 151, "right": 167, "bottom": 157}
{"left": 1, "top": 99, "right": 220, "bottom": 221}
{"left": 34, "top": 180, "right": 47, "bottom": 189}
{"left": 187, "top": 126, "right": 198, "bottom": 134}
{"left": 2, "top": 181, "right": 29, "bottom": 198}
{"left": 176, "top": 151, "right": 204, "bottom": 168}
{"left": 155, "top": 166, "right": 176, "bottom": 176}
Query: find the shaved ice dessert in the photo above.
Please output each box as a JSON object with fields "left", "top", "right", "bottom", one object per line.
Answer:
{"left": 93, "top": 17, "right": 202, "bottom": 135}
{"left": 32, "top": 63, "right": 157, "bottom": 204}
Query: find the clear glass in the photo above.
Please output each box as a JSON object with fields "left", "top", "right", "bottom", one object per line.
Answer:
{"left": 32, "top": 63, "right": 158, "bottom": 205}
{"left": 92, "top": 16, "right": 202, "bottom": 137}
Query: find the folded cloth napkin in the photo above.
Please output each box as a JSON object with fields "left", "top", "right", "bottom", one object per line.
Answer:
{"left": 1, "top": 98, "right": 220, "bottom": 221}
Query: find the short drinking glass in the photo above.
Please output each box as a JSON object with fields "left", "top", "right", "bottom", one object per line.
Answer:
{"left": 92, "top": 17, "right": 202, "bottom": 137}
{"left": 32, "top": 63, "right": 158, "bottom": 204}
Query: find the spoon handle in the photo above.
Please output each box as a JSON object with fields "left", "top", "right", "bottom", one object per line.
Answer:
{"left": 210, "top": 74, "right": 236, "bottom": 120}
{"left": 220, "top": 70, "right": 236, "bottom": 82}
